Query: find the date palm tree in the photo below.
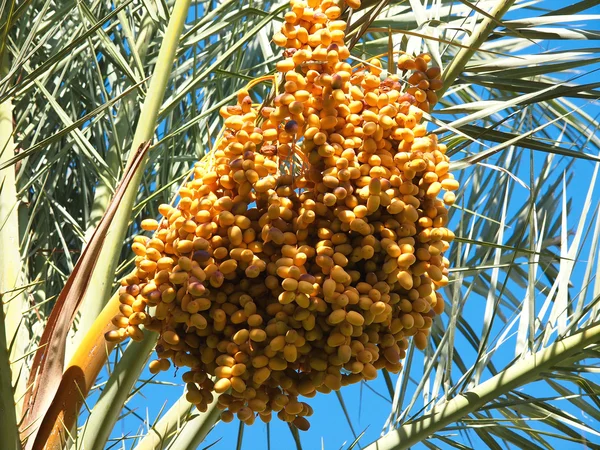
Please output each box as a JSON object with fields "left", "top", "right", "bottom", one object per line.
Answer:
{"left": 1, "top": 0, "right": 600, "bottom": 448}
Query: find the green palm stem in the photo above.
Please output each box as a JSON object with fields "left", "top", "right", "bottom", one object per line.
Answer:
{"left": 67, "top": 0, "right": 191, "bottom": 362}
{"left": 132, "top": 396, "right": 196, "bottom": 450}
{"left": 69, "top": 5, "right": 159, "bottom": 361}
{"left": 365, "top": 322, "right": 600, "bottom": 450}
{"left": 0, "top": 48, "right": 26, "bottom": 448}
{"left": 80, "top": 331, "right": 158, "bottom": 450}
{"left": 83, "top": 2, "right": 158, "bottom": 241}
{"left": 154, "top": 402, "right": 221, "bottom": 450}
{"left": 0, "top": 311, "right": 19, "bottom": 450}
{"left": 439, "top": 0, "right": 516, "bottom": 99}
